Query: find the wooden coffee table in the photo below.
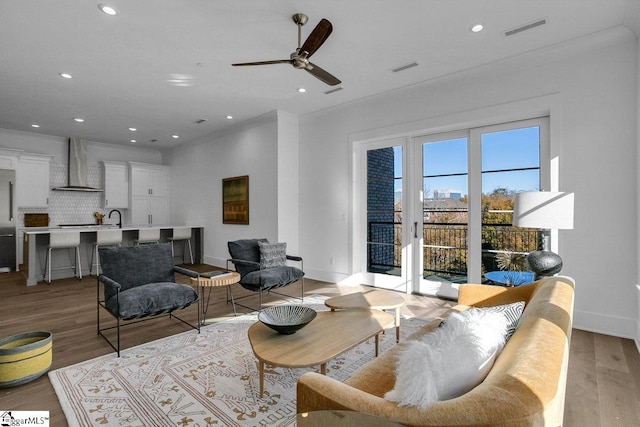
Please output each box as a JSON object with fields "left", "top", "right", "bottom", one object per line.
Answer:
{"left": 324, "top": 289, "right": 405, "bottom": 343}
{"left": 248, "top": 309, "right": 393, "bottom": 397}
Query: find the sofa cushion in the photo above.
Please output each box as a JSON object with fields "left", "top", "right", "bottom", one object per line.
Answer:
{"left": 105, "top": 282, "right": 198, "bottom": 320}
{"left": 239, "top": 266, "right": 304, "bottom": 291}
{"left": 441, "top": 300, "right": 525, "bottom": 340}
{"left": 385, "top": 308, "right": 510, "bottom": 409}
{"left": 258, "top": 241, "right": 287, "bottom": 268}
{"left": 99, "top": 243, "right": 176, "bottom": 302}
{"left": 228, "top": 238, "right": 268, "bottom": 276}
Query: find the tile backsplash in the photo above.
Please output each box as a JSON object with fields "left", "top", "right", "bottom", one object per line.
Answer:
{"left": 18, "top": 163, "right": 126, "bottom": 228}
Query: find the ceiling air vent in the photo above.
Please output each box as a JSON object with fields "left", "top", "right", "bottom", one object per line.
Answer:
{"left": 392, "top": 61, "right": 419, "bottom": 73}
{"left": 324, "top": 87, "right": 343, "bottom": 95}
{"left": 504, "top": 18, "right": 547, "bottom": 37}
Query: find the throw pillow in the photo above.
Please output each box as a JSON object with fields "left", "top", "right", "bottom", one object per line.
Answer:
{"left": 438, "top": 300, "right": 525, "bottom": 340}
{"left": 258, "top": 242, "right": 287, "bottom": 268}
{"left": 385, "top": 308, "right": 509, "bottom": 409}
{"left": 473, "top": 300, "right": 525, "bottom": 340}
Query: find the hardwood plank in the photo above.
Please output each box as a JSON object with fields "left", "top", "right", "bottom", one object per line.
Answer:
{"left": 564, "top": 329, "right": 601, "bottom": 426}
{"left": 597, "top": 366, "right": 640, "bottom": 426}
{"left": 594, "top": 333, "right": 629, "bottom": 373}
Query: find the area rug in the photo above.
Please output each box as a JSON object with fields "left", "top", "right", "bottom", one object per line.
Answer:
{"left": 49, "top": 295, "right": 428, "bottom": 427}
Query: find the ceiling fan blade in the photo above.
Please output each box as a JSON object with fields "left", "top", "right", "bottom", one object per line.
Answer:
{"left": 306, "top": 62, "right": 341, "bottom": 86}
{"left": 232, "top": 60, "right": 291, "bottom": 66}
{"left": 299, "top": 18, "right": 333, "bottom": 59}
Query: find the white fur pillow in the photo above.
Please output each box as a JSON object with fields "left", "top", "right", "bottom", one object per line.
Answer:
{"left": 385, "top": 308, "right": 510, "bottom": 409}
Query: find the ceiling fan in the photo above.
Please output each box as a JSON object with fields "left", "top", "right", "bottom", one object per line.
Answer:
{"left": 232, "top": 13, "right": 341, "bottom": 86}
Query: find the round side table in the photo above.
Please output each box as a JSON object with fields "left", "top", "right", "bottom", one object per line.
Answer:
{"left": 324, "top": 289, "right": 405, "bottom": 343}
{"left": 190, "top": 271, "right": 240, "bottom": 325}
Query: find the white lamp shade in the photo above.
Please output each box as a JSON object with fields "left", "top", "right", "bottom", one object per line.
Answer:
{"left": 512, "top": 191, "right": 574, "bottom": 230}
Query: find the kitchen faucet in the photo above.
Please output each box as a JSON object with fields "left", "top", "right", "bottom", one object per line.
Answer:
{"left": 108, "top": 209, "right": 122, "bottom": 229}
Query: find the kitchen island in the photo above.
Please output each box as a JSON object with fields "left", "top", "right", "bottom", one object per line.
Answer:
{"left": 21, "top": 225, "right": 203, "bottom": 285}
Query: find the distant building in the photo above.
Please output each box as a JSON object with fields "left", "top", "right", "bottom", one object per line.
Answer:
{"left": 433, "top": 189, "right": 462, "bottom": 199}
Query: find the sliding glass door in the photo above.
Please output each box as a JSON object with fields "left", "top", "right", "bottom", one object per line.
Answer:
{"left": 359, "top": 117, "right": 547, "bottom": 297}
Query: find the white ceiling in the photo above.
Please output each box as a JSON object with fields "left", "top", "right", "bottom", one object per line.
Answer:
{"left": 0, "top": 0, "right": 638, "bottom": 149}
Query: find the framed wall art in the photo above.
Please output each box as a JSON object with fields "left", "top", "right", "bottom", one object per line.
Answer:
{"left": 222, "top": 175, "right": 249, "bottom": 224}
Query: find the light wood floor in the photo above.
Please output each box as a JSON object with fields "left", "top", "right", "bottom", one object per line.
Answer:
{"left": 1, "top": 267, "right": 639, "bottom": 427}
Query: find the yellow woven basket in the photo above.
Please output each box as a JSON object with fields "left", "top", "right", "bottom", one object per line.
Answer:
{"left": 0, "top": 331, "right": 52, "bottom": 387}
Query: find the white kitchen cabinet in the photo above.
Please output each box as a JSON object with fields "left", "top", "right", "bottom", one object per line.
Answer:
{"left": 17, "top": 153, "right": 53, "bottom": 208}
{"left": 102, "top": 161, "right": 128, "bottom": 208}
{"left": 129, "top": 162, "right": 169, "bottom": 225}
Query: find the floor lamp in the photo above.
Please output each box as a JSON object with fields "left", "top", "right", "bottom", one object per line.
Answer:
{"left": 512, "top": 191, "right": 574, "bottom": 278}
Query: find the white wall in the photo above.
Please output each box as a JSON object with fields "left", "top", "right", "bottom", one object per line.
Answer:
{"left": 164, "top": 113, "right": 279, "bottom": 267}
{"left": 299, "top": 29, "right": 639, "bottom": 338}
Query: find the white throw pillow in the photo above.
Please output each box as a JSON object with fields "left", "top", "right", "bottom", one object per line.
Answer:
{"left": 385, "top": 308, "right": 509, "bottom": 409}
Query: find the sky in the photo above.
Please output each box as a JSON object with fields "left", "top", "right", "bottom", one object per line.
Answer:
{"left": 393, "top": 126, "right": 541, "bottom": 199}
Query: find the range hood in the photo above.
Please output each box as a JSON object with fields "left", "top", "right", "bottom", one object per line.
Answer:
{"left": 53, "top": 138, "right": 103, "bottom": 192}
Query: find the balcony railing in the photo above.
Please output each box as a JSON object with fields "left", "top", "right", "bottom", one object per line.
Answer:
{"left": 367, "top": 221, "right": 539, "bottom": 281}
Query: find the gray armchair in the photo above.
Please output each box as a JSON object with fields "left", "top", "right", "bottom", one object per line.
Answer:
{"left": 97, "top": 243, "right": 200, "bottom": 356}
{"left": 227, "top": 238, "right": 304, "bottom": 311}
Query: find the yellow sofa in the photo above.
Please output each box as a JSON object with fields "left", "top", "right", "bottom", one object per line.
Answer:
{"left": 297, "top": 276, "right": 575, "bottom": 427}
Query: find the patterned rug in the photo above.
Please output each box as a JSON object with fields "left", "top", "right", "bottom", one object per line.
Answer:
{"left": 49, "top": 296, "right": 428, "bottom": 427}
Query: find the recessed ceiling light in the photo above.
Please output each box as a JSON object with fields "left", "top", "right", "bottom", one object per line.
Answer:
{"left": 73, "top": 117, "right": 84, "bottom": 123}
{"left": 470, "top": 23, "right": 484, "bottom": 33}
{"left": 171, "top": 134, "right": 179, "bottom": 139}
{"left": 59, "top": 73, "right": 72, "bottom": 79}
{"left": 31, "top": 124, "right": 40, "bottom": 128}
{"left": 98, "top": 4, "right": 118, "bottom": 16}
{"left": 128, "top": 127, "right": 137, "bottom": 131}
{"left": 130, "top": 139, "right": 136, "bottom": 143}
{"left": 226, "top": 115, "right": 233, "bottom": 120}
{"left": 297, "top": 88, "right": 306, "bottom": 93}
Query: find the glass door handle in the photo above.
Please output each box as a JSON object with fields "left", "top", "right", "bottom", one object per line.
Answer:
{"left": 414, "top": 222, "right": 418, "bottom": 238}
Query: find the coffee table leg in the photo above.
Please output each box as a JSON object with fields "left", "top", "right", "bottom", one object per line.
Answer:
{"left": 320, "top": 363, "right": 327, "bottom": 375}
{"left": 375, "top": 333, "right": 379, "bottom": 357}
{"left": 395, "top": 308, "right": 401, "bottom": 343}
{"left": 259, "top": 361, "right": 265, "bottom": 397}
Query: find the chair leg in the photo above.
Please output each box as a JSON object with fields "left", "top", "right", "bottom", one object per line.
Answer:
{"left": 186, "top": 239, "right": 194, "bottom": 264}
{"left": 76, "top": 246, "right": 83, "bottom": 279}
{"left": 43, "top": 247, "right": 51, "bottom": 284}
{"left": 90, "top": 244, "right": 101, "bottom": 275}
{"left": 228, "top": 285, "right": 237, "bottom": 316}
{"left": 116, "top": 317, "right": 121, "bottom": 357}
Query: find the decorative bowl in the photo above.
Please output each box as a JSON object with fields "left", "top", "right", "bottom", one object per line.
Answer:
{"left": 258, "top": 305, "right": 317, "bottom": 335}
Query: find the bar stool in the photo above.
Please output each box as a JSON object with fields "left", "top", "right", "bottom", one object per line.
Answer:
{"left": 43, "top": 231, "right": 82, "bottom": 284}
{"left": 90, "top": 229, "right": 123, "bottom": 275}
{"left": 133, "top": 228, "right": 160, "bottom": 245}
{"left": 167, "top": 227, "right": 194, "bottom": 264}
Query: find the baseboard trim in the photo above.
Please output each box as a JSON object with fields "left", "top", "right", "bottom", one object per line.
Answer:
{"left": 573, "top": 309, "right": 636, "bottom": 340}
